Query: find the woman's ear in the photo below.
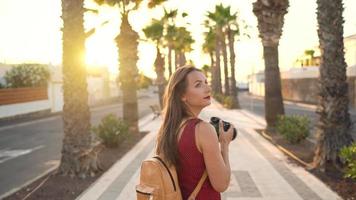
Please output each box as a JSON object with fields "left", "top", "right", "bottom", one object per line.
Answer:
{"left": 181, "top": 95, "right": 186, "bottom": 102}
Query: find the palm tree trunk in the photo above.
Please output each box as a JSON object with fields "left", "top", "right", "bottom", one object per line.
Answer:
{"left": 212, "top": 28, "right": 223, "bottom": 95}
{"left": 208, "top": 51, "right": 215, "bottom": 84}
{"left": 227, "top": 27, "right": 240, "bottom": 108}
{"left": 174, "top": 50, "right": 179, "bottom": 70}
{"left": 312, "top": 0, "right": 353, "bottom": 171}
{"left": 154, "top": 47, "right": 166, "bottom": 108}
{"left": 116, "top": 14, "right": 139, "bottom": 135}
{"left": 221, "top": 33, "right": 230, "bottom": 96}
{"left": 210, "top": 51, "right": 215, "bottom": 70}
{"left": 179, "top": 52, "right": 186, "bottom": 67}
{"left": 168, "top": 45, "right": 172, "bottom": 77}
{"left": 253, "top": 0, "right": 288, "bottom": 129}
{"left": 263, "top": 45, "right": 285, "bottom": 128}
{"left": 59, "top": 0, "right": 96, "bottom": 178}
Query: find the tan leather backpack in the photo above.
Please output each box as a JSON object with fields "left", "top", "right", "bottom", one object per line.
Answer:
{"left": 136, "top": 156, "right": 207, "bottom": 200}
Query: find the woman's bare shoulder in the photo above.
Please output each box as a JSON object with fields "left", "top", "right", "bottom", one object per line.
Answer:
{"left": 196, "top": 120, "right": 213, "bottom": 130}
{"left": 196, "top": 120, "right": 218, "bottom": 140}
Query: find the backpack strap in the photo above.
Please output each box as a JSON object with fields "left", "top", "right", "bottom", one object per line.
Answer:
{"left": 153, "top": 156, "right": 177, "bottom": 191}
{"left": 187, "top": 170, "right": 208, "bottom": 200}
{"left": 153, "top": 155, "right": 208, "bottom": 199}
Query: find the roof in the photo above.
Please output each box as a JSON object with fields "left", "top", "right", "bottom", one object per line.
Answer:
{"left": 344, "top": 34, "right": 356, "bottom": 41}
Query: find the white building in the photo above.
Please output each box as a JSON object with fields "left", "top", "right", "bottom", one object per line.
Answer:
{"left": 249, "top": 33, "right": 356, "bottom": 97}
{"left": 345, "top": 34, "right": 356, "bottom": 68}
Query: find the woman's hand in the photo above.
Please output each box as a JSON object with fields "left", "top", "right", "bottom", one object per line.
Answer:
{"left": 218, "top": 121, "right": 234, "bottom": 145}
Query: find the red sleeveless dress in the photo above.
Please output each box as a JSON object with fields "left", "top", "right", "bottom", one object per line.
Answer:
{"left": 177, "top": 118, "right": 221, "bottom": 200}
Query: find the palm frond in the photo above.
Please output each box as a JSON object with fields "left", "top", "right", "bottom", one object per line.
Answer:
{"left": 147, "top": 0, "right": 166, "bottom": 8}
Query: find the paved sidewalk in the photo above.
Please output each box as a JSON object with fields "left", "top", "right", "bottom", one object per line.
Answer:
{"left": 77, "top": 100, "right": 342, "bottom": 200}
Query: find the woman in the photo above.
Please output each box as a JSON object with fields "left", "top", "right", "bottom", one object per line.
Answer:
{"left": 156, "top": 65, "right": 234, "bottom": 200}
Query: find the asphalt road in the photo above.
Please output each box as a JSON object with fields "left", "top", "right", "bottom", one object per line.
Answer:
{"left": 238, "top": 91, "right": 356, "bottom": 141}
{"left": 0, "top": 89, "right": 159, "bottom": 198}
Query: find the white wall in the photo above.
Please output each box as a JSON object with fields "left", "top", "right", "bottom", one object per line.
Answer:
{"left": 248, "top": 65, "right": 356, "bottom": 97}
{"left": 248, "top": 71, "right": 265, "bottom": 96}
{"left": 280, "top": 67, "right": 319, "bottom": 79}
{"left": 87, "top": 76, "right": 104, "bottom": 105}
{"left": 345, "top": 35, "right": 356, "bottom": 67}
{"left": 0, "top": 100, "right": 50, "bottom": 118}
{"left": 48, "top": 81, "right": 63, "bottom": 112}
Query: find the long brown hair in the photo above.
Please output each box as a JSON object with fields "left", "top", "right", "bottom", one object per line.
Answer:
{"left": 156, "top": 65, "right": 202, "bottom": 167}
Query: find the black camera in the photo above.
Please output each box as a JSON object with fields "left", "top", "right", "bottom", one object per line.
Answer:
{"left": 209, "top": 117, "right": 237, "bottom": 140}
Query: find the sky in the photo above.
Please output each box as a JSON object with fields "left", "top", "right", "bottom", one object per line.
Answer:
{"left": 0, "top": 0, "right": 355, "bottom": 82}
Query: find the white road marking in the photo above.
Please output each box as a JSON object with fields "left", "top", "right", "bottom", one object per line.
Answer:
{"left": 0, "top": 145, "right": 44, "bottom": 164}
{"left": 0, "top": 116, "right": 59, "bottom": 132}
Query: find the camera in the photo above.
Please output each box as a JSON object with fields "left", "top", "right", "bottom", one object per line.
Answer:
{"left": 209, "top": 117, "right": 237, "bottom": 140}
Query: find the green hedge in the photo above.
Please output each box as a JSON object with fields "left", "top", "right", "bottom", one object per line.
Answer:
{"left": 4, "top": 64, "right": 50, "bottom": 88}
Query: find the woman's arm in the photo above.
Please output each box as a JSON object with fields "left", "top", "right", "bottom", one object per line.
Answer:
{"left": 196, "top": 121, "right": 233, "bottom": 192}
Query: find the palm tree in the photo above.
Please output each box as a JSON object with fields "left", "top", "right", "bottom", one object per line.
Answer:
{"left": 162, "top": 9, "right": 178, "bottom": 77}
{"left": 206, "top": 13, "right": 223, "bottom": 95}
{"left": 219, "top": 4, "right": 241, "bottom": 108}
{"left": 215, "top": 4, "right": 231, "bottom": 96}
{"left": 59, "top": 0, "right": 94, "bottom": 178}
{"left": 165, "top": 24, "right": 177, "bottom": 75}
{"left": 202, "top": 27, "right": 216, "bottom": 72}
{"left": 221, "top": 34, "right": 230, "bottom": 96}
{"left": 227, "top": 23, "right": 241, "bottom": 108}
{"left": 253, "top": 0, "right": 288, "bottom": 129}
{"left": 304, "top": 49, "right": 315, "bottom": 66}
{"left": 312, "top": 0, "right": 354, "bottom": 171}
{"left": 143, "top": 19, "right": 166, "bottom": 107}
{"left": 173, "top": 26, "right": 194, "bottom": 68}
{"left": 161, "top": 9, "right": 189, "bottom": 75}
{"left": 202, "top": 64, "right": 211, "bottom": 78}
{"left": 93, "top": 0, "right": 165, "bottom": 135}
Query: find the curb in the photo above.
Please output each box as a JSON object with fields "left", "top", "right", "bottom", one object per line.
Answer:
{"left": 0, "top": 165, "right": 58, "bottom": 200}
{"left": 247, "top": 93, "right": 356, "bottom": 115}
{"left": 231, "top": 102, "right": 312, "bottom": 168}
{"left": 243, "top": 110, "right": 312, "bottom": 167}
{"left": 0, "top": 113, "right": 155, "bottom": 200}
{"left": 248, "top": 94, "right": 316, "bottom": 110}
{"left": 259, "top": 130, "right": 311, "bottom": 168}
{"left": 239, "top": 109, "right": 267, "bottom": 127}
{"left": 0, "top": 92, "right": 151, "bottom": 129}
{"left": 76, "top": 113, "right": 157, "bottom": 200}
{"left": 0, "top": 102, "right": 122, "bottom": 132}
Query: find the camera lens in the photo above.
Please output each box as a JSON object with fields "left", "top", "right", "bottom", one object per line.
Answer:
{"left": 210, "top": 117, "right": 220, "bottom": 123}
{"left": 222, "top": 121, "right": 230, "bottom": 131}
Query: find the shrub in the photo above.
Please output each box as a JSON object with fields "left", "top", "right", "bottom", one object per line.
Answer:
{"left": 4, "top": 64, "right": 50, "bottom": 88}
{"left": 340, "top": 143, "right": 356, "bottom": 180}
{"left": 137, "top": 73, "right": 152, "bottom": 90}
{"left": 223, "top": 96, "right": 233, "bottom": 109}
{"left": 212, "top": 93, "right": 234, "bottom": 108}
{"left": 276, "top": 115, "right": 310, "bottom": 144}
{"left": 92, "top": 114, "right": 129, "bottom": 148}
{"left": 212, "top": 93, "right": 224, "bottom": 104}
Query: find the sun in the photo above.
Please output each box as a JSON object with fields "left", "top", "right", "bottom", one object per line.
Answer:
{"left": 84, "top": 20, "right": 157, "bottom": 79}
{"left": 85, "top": 32, "right": 158, "bottom": 79}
